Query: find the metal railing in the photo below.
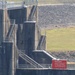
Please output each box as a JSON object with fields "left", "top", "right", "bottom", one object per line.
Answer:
{"left": 18, "top": 64, "right": 36, "bottom": 68}
{"left": 28, "top": 5, "right": 37, "bottom": 21}
{"left": 18, "top": 64, "right": 51, "bottom": 68}
{"left": 37, "top": 35, "right": 46, "bottom": 50}
{"left": 41, "top": 50, "right": 56, "bottom": 59}
{"left": 0, "top": 0, "right": 38, "bottom": 8}
{"left": 17, "top": 63, "right": 75, "bottom": 70}
{"left": 7, "top": 2, "right": 23, "bottom": 8}
{"left": 5, "top": 19, "right": 15, "bottom": 41}
{"left": 67, "top": 64, "right": 75, "bottom": 70}
{"left": 34, "top": 50, "right": 56, "bottom": 59}
{"left": 18, "top": 50, "right": 44, "bottom": 68}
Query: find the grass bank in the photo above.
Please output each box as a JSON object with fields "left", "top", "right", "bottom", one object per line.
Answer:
{"left": 44, "top": 27, "right": 75, "bottom": 52}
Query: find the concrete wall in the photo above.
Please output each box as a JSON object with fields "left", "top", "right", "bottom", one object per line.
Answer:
{"left": 17, "top": 21, "right": 35, "bottom": 64}
{"left": 0, "top": 10, "right": 3, "bottom": 75}
{"left": 23, "top": 21, "right": 35, "bottom": 56}
{"left": 16, "top": 69, "right": 75, "bottom": 75}
{"left": 0, "top": 9, "right": 3, "bottom": 45}
{"left": 8, "top": 7, "right": 27, "bottom": 24}
{"left": 0, "top": 46, "right": 2, "bottom": 75}
{"left": 33, "top": 51, "right": 52, "bottom": 64}
{"left": 1, "top": 42, "right": 13, "bottom": 75}
{"left": 17, "top": 21, "right": 35, "bottom": 55}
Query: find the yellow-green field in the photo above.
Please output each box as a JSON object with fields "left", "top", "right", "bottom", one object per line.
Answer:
{"left": 7, "top": 0, "right": 59, "bottom": 3}
{"left": 6, "top": 0, "right": 75, "bottom": 4}
{"left": 45, "top": 27, "right": 75, "bottom": 52}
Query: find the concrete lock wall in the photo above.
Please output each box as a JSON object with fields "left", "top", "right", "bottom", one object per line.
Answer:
{"left": 8, "top": 7, "right": 27, "bottom": 24}
{"left": 23, "top": 21, "right": 35, "bottom": 56}
{"left": 17, "top": 21, "right": 35, "bottom": 54}
{"left": 33, "top": 51, "right": 52, "bottom": 64}
{"left": 16, "top": 69, "right": 75, "bottom": 75}
{"left": 0, "top": 9, "right": 3, "bottom": 45}
{"left": 1, "top": 42, "right": 13, "bottom": 75}
{"left": 18, "top": 21, "right": 36, "bottom": 64}
{"left": 0, "top": 46, "right": 2, "bottom": 75}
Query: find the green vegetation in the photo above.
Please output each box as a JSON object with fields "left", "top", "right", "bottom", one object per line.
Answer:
{"left": 6, "top": 0, "right": 75, "bottom": 4}
{"left": 45, "top": 27, "right": 75, "bottom": 52}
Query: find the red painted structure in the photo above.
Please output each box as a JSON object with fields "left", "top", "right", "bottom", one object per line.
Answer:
{"left": 52, "top": 59, "right": 67, "bottom": 69}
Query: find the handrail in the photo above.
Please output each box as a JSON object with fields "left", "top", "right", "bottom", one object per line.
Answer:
{"left": 5, "top": 19, "right": 15, "bottom": 41}
{"left": 40, "top": 35, "right": 46, "bottom": 49}
{"left": 18, "top": 50, "right": 44, "bottom": 68}
{"left": 28, "top": 5, "right": 37, "bottom": 21}
{"left": 37, "top": 35, "right": 46, "bottom": 50}
{"left": 33, "top": 50, "right": 56, "bottom": 59}
{"left": 1, "top": 0, "right": 38, "bottom": 8}
{"left": 5, "top": 25, "right": 15, "bottom": 40}
{"left": 18, "top": 64, "right": 51, "bottom": 68}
